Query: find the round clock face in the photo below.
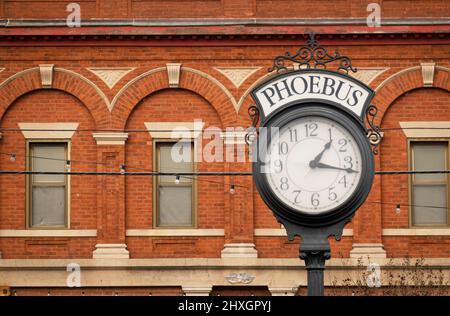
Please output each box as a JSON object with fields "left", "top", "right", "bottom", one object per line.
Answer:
{"left": 265, "top": 115, "right": 363, "bottom": 214}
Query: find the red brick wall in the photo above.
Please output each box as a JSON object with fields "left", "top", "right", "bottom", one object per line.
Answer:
{"left": 0, "top": 237, "right": 95, "bottom": 258}
{"left": 124, "top": 89, "right": 226, "bottom": 257}
{"left": 1, "top": 0, "right": 449, "bottom": 19}
{"left": 125, "top": 89, "right": 225, "bottom": 230}
{"left": 379, "top": 88, "right": 450, "bottom": 257}
{"left": 127, "top": 237, "right": 224, "bottom": 258}
{"left": 0, "top": 90, "right": 97, "bottom": 258}
{"left": 0, "top": 90, "right": 97, "bottom": 228}
{"left": 381, "top": 88, "right": 450, "bottom": 229}
{"left": 0, "top": 24, "right": 449, "bottom": 260}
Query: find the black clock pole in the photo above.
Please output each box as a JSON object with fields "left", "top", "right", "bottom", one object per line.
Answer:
{"left": 293, "top": 226, "right": 333, "bottom": 296}
{"left": 300, "top": 245, "right": 331, "bottom": 296}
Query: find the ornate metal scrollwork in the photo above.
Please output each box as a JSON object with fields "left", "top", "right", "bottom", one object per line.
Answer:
{"left": 366, "top": 104, "right": 383, "bottom": 155}
{"left": 268, "top": 33, "right": 357, "bottom": 74}
{"left": 245, "top": 105, "right": 260, "bottom": 145}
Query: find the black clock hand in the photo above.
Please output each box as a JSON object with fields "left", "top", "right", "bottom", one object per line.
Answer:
{"left": 309, "top": 139, "right": 332, "bottom": 168}
{"left": 315, "top": 162, "right": 358, "bottom": 174}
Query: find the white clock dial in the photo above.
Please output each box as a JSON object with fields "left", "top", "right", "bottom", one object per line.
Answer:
{"left": 265, "top": 116, "right": 363, "bottom": 214}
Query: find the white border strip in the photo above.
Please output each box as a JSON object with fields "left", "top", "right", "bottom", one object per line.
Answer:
{"left": 254, "top": 228, "right": 353, "bottom": 236}
{"left": 126, "top": 229, "right": 225, "bottom": 237}
{"left": 0, "top": 230, "right": 97, "bottom": 237}
{"left": 383, "top": 228, "right": 450, "bottom": 236}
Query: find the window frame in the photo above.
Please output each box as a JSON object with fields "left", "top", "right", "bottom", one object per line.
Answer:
{"left": 26, "top": 140, "right": 71, "bottom": 229}
{"left": 408, "top": 138, "right": 450, "bottom": 227}
{"left": 152, "top": 139, "right": 197, "bottom": 229}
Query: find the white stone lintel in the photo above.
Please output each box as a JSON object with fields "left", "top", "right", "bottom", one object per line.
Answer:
{"left": 145, "top": 121, "right": 204, "bottom": 139}
{"left": 400, "top": 121, "right": 450, "bottom": 138}
{"left": 92, "top": 133, "right": 128, "bottom": 145}
{"left": 19, "top": 122, "right": 79, "bottom": 139}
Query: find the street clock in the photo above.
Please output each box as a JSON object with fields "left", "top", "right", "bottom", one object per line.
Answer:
{"left": 253, "top": 104, "right": 374, "bottom": 227}
{"left": 252, "top": 69, "right": 375, "bottom": 229}
{"left": 249, "top": 34, "right": 379, "bottom": 295}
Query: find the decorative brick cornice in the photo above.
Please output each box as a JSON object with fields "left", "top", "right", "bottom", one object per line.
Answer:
{"left": 0, "top": 24, "right": 449, "bottom": 46}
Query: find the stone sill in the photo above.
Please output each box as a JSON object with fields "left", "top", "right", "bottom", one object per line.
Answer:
{"left": 0, "top": 230, "right": 97, "bottom": 237}
{"left": 254, "top": 228, "right": 353, "bottom": 237}
{"left": 383, "top": 228, "right": 450, "bottom": 236}
{"left": 126, "top": 229, "right": 224, "bottom": 237}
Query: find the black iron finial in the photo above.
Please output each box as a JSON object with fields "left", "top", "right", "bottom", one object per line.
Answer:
{"left": 268, "top": 33, "right": 357, "bottom": 74}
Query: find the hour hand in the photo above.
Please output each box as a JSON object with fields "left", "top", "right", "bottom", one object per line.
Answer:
{"left": 315, "top": 162, "right": 358, "bottom": 173}
{"left": 309, "top": 139, "right": 332, "bottom": 168}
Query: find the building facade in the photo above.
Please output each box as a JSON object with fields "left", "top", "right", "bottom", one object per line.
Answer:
{"left": 0, "top": 0, "right": 449, "bottom": 296}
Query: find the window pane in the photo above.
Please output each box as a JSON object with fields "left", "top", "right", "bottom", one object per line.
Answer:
{"left": 412, "top": 185, "right": 447, "bottom": 225}
{"left": 32, "top": 144, "right": 66, "bottom": 183}
{"left": 159, "top": 143, "right": 192, "bottom": 183}
{"left": 31, "top": 186, "right": 65, "bottom": 226}
{"left": 158, "top": 186, "right": 192, "bottom": 226}
{"left": 413, "top": 143, "right": 447, "bottom": 182}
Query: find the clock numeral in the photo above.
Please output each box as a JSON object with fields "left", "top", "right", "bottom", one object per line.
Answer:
{"left": 311, "top": 192, "right": 320, "bottom": 207}
{"left": 273, "top": 160, "right": 283, "bottom": 173}
{"left": 280, "top": 177, "right": 289, "bottom": 191}
{"left": 338, "top": 175, "right": 347, "bottom": 188}
{"left": 293, "top": 190, "right": 301, "bottom": 204}
{"left": 289, "top": 128, "right": 298, "bottom": 142}
{"left": 338, "top": 138, "right": 348, "bottom": 152}
{"left": 305, "top": 122, "right": 318, "bottom": 137}
{"left": 344, "top": 156, "right": 353, "bottom": 169}
{"left": 278, "top": 142, "right": 289, "bottom": 155}
{"left": 328, "top": 187, "right": 337, "bottom": 201}
{"left": 328, "top": 128, "right": 332, "bottom": 141}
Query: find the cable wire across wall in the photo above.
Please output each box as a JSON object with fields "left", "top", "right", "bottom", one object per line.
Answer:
{"left": 2, "top": 127, "right": 450, "bottom": 210}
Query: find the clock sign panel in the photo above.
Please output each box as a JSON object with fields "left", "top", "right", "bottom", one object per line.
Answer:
{"left": 251, "top": 69, "right": 375, "bottom": 123}
{"left": 265, "top": 115, "right": 363, "bottom": 214}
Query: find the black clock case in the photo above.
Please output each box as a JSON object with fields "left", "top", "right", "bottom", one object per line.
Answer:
{"left": 252, "top": 103, "right": 375, "bottom": 234}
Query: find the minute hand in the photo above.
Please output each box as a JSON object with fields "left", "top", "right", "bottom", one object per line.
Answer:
{"left": 315, "top": 162, "right": 358, "bottom": 174}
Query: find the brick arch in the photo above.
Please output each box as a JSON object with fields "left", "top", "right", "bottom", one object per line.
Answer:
{"left": 0, "top": 67, "right": 110, "bottom": 128}
{"left": 111, "top": 67, "right": 238, "bottom": 129}
{"left": 374, "top": 66, "right": 450, "bottom": 125}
